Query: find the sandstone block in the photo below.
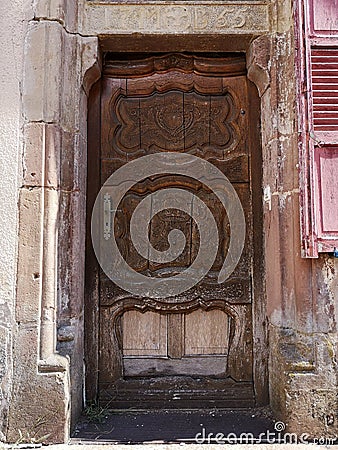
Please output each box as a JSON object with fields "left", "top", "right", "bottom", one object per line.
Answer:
{"left": 15, "top": 188, "right": 43, "bottom": 323}
{"left": 285, "top": 389, "right": 338, "bottom": 438}
{"left": 33, "top": 0, "right": 78, "bottom": 33}
{"left": 23, "top": 22, "right": 63, "bottom": 122}
{"left": 23, "top": 123, "right": 61, "bottom": 188}
{"left": 34, "top": 0, "right": 65, "bottom": 23}
{"left": 80, "top": 2, "right": 271, "bottom": 36}
{"left": 60, "top": 32, "right": 80, "bottom": 132}
{"left": 7, "top": 326, "right": 70, "bottom": 444}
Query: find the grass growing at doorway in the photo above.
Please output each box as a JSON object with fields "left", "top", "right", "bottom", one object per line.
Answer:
{"left": 83, "top": 401, "right": 112, "bottom": 423}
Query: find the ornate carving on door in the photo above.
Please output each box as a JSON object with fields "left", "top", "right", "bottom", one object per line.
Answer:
{"left": 112, "top": 90, "right": 240, "bottom": 153}
{"left": 86, "top": 53, "right": 267, "bottom": 408}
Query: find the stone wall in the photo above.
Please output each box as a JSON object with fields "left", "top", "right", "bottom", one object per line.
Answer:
{"left": 0, "top": 0, "right": 337, "bottom": 443}
{"left": 2, "top": 0, "right": 99, "bottom": 442}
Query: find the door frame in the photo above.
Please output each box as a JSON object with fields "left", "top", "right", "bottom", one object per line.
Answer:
{"left": 85, "top": 49, "right": 268, "bottom": 407}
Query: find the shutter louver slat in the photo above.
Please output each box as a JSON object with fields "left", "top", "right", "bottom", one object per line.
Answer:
{"left": 311, "top": 48, "right": 338, "bottom": 131}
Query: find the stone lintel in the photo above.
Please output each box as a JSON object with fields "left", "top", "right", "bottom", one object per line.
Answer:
{"left": 81, "top": 2, "right": 271, "bottom": 35}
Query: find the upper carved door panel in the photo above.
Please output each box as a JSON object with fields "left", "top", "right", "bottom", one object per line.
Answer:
{"left": 101, "top": 54, "right": 249, "bottom": 183}
{"left": 99, "top": 54, "right": 252, "bottom": 307}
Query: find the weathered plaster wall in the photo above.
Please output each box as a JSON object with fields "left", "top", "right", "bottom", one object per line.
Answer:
{"left": 0, "top": 0, "right": 33, "bottom": 440}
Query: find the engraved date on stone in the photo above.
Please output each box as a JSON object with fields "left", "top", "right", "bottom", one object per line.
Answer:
{"left": 83, "top": 4, "right": 270, "bottom": 34}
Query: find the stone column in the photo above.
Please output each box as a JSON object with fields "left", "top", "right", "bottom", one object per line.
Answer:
{"left": 6, "top": 0, "right": 100, "bottom": 442}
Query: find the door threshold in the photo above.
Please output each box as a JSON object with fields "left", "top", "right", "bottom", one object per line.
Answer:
{"left": 99, "top": 377, "right": 255, "bottom": 409}
{"left": 73, "top": 408, "right": 275, "bottom": 444}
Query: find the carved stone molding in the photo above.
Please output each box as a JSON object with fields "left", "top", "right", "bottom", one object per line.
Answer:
{"left": 247, "top": 35, "right": 271, "bottom": 96}
{"left": 81, "top": 37, "right": 101, "bottom": 96}
{"left": 81, "top": 3, "right": 271, "bottom": 35}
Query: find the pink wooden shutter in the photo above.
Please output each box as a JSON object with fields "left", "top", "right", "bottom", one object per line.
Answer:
{"left": 296, "top": 0, "right": 338, "bottom": 257}
{"left": 314, "top": 146, "right": 338, "bottom": 252}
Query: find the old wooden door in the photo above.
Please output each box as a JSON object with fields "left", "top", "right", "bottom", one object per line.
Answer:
{"left": 86, "top": 53, "right": 266, "bottom": 408}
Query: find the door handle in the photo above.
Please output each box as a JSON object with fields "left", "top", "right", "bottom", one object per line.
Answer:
{"left": 103, "top": 193, "right": 111, "bottom": 240}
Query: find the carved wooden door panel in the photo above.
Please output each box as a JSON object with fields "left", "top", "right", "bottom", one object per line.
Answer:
{"left": 87, "top": 53, "right": 265, "bottom": 408}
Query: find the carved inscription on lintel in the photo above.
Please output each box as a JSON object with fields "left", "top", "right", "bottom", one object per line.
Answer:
{"left": 83, "top": 3, "right": 270, "bottom": 34}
